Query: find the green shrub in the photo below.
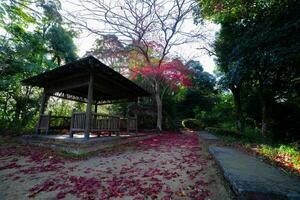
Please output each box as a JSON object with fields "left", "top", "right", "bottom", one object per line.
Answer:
{"left": 257, "top": 143, "right": 300, "bottom": 172}
{"left": 195, "top": 93, "right": 235, "bottom": 128}
{"left": 205, "top": 126, "right": 240, "bottom": 137}
{"left": 182, "top": 119, "right": 204, "bottom": 130}
{"left": 204, "top": 127, "right": 229, "bottom": 135}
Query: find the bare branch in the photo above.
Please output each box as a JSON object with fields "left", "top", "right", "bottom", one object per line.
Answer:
{"left": 64, "top": 0, "right": 206, "bottom": 59}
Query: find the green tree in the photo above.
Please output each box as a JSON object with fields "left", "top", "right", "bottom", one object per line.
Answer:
{"left": 0, "top": 0, "right": 77, "bottom": 132}
{"left": 87, "top": 35, "right": 125, "bottom": 73}
{"left": 46, "top": 25, "right": 77, "bottom": 65}
{"left": 176, "top": 60, "right": 216, "bottom": 119}
{"left": 198, "top": 0, "right": 300, "bottom": 139}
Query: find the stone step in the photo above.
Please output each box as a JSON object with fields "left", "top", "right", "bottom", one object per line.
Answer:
{"left": 198, "top": 131, "right": 220, "bottom": 140}
{"left": 209, "top": 146, "right": 300, "bottom": 200}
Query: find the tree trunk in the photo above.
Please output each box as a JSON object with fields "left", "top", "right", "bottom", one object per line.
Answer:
{"left": 261, "top": 102, "right": 269, "bottom": 138}
{"left": 260, "top": 97, "right": 273, "bottom": 138}
{"left": 14, "top": 98, "right": 22, "bottom": 124}
{"left": 2, "top": 94, "right": 8, "bottom": 122}
{"left": 257, "top": 84, "right": 273, "bottom": 138}
{"left": 21, "top": 87, "right": 31, "bottom": 126}
{"left": 155, "top": 82, "right": 162, "bottom": 132}
{"left": 230, "top": 85, "right": 245, "bottom": 134}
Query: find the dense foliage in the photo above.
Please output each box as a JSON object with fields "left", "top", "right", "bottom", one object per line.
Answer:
{"left": 87, "top": 35, "right": 216, "bottom": 131}
{"left": 0, "top": 0, "right": 77, "bottom": 133}
{"left": 0, "top": 0, "right": 299, "bottom": 145}
{"left": 0, "top": 0, "right": 215, "bottom": 134}
{"left": 198, "top": 0, "right": 300, "bottom": 141}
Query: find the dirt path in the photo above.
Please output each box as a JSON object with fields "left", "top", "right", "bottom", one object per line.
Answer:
{"left": 0, "top": 132, "right": 233, "bottom": 200}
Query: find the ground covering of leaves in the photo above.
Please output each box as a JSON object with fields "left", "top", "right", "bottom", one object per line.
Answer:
{"left": 235, "top": 143, "right": 300, "bottom": 177}
{"left": 0, "top": 132, "right": 230, "bottom": 200}
{"left": 206, "top": 132, "right": 300, "bottom": 177}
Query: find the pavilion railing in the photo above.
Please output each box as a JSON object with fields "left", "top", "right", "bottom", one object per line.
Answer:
{"left": 70, "top": 112, "right": 86, "bottom": 131}
{"left": 120, "top": 117, "right": 137, "bottom": 133}
{"left": 38, "top": 114, "right": 51, "bottom": 134}
{"left": 90, "top": 113, "right": 120, "bottom": 132}
{"left": 50, "top": 116, "right": 71, "bottom": 129}
{"left": 69, "top": 111, "right": 138, "bottom": 135}
{"left": 37, "top": 112, "right": 71, "bottom": 134}
{"left": 127, "top": 116, "right": 138, "bottom": 134}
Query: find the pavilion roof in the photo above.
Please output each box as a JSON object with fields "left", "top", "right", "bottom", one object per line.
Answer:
{"left": 22, "top": 56, "right": 150, "bottom": 103}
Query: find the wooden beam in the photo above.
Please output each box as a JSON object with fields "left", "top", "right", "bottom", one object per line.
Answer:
{"left": 97, "top": 98, "right": 137, "bottom": 105}
{"left": 93, "top": 83, "right": 141, "bottom": 102}
{"left": 51, "top": 93, "right": 87, "bottom": 103}
{"left": 93, "top": 82, "right": 130, "bottom": 98}
{"left": 84, "top": 74, "right": 94, "bottom": 139}
{"left": 45, "top": 75, "right": 89, "bottom": 94}
{"left": 94, "top": 74, "right": 138, "bottom": 95}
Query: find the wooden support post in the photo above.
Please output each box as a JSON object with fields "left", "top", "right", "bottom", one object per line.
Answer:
{"left": 135, "top": 99, "right": 138, "bottom": 134}
{"left": 135, "top": 113, "right": 138, "bottom": 134}
{"left": 35, "top": 89, "right": 48, "bottom": 135}
{"left": 118, "top": 118, "right": 121, "bottom": 136}
{"left": 94, "top": 102, "right": 98, "bottom": 113}
{"left": 85, "top": 74, "right": 94, "bottom": 139}
{"left": 93, "top": 103, "right": 98, "bottom": 136}
{"left": 46, "top": 111, "right": 51, "bottom": 135}
{"left": 126, "top": 118, "right": 129, "bottom": 134}
{"left": 69, "top": 109, "right": 75, "bottom": 138}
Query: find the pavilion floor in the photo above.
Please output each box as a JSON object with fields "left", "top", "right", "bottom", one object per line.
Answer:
{"left": 18, "top": 133, "right": 156, "bottom": 155}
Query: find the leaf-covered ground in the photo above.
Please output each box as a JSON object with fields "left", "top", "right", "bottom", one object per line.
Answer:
{"left": 0, "top": 132, "right": 231, "bottom": 200}
{"left": 212, "top": 133, "right": 300, "bottom": 177}
{"left": 235, "top": 143, "right": 300, "bottom": 177}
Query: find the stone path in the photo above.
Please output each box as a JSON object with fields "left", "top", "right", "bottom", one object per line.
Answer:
{"left": 198, "top": 131, "right": 219, "bottom": 140}
{"left": 209, "top": 146, "right": 300, "bottom": 200}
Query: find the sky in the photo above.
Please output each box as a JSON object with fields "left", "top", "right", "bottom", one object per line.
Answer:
{"left": 0, "top": 1, "right": 220, "bottom": 74}
{"left": 62, "top": 1, "right": 221, "bottom": 74}
{"left": 66, "top": 25, "right": 220, "bottom": 75}
{"left": 66, "top": 23, "right": 220, "bottom": 74}
{"left": 0, "top": 0, "right": 220, "bottom": 74}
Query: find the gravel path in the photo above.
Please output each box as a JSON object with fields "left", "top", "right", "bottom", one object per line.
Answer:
{"left": 0, "top": 132, "right": 232, "bottom": 200}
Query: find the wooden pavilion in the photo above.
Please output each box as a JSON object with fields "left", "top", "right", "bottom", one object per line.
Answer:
{"left": 22, "top": 56, "right": 150, "bottom": 139}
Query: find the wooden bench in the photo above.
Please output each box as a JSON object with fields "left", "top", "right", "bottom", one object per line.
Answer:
{"left": 69, "top": 111, "right": 138, "bottom": 137}
{"left": 36, "top": 112, "right": 71, "bottom": 134}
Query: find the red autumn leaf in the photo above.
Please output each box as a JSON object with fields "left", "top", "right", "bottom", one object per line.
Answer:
{"left": 131, "top": 58, "right": 192, "bottom": 91}
{"left": 56, "top": 191, "right": 66, "bottom": 199}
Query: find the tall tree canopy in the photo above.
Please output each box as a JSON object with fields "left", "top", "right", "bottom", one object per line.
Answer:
{"left": 86, "top": 34, "right": 125, "bottom": 73}
{"left": 198, "top": 0, "right": 300, "bottom": 139}
{"left": 0, "top": 0, "right": 77, "bottom": 130}
{"left": 176, "top": 60, "right": 216, "bottom": 119}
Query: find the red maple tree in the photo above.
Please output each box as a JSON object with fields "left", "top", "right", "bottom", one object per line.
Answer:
{"left": 127, "top": 40, "right": 192, "bottom": 131}
{"left": 131, "top": 58, "right": 192, "bottom": 91}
